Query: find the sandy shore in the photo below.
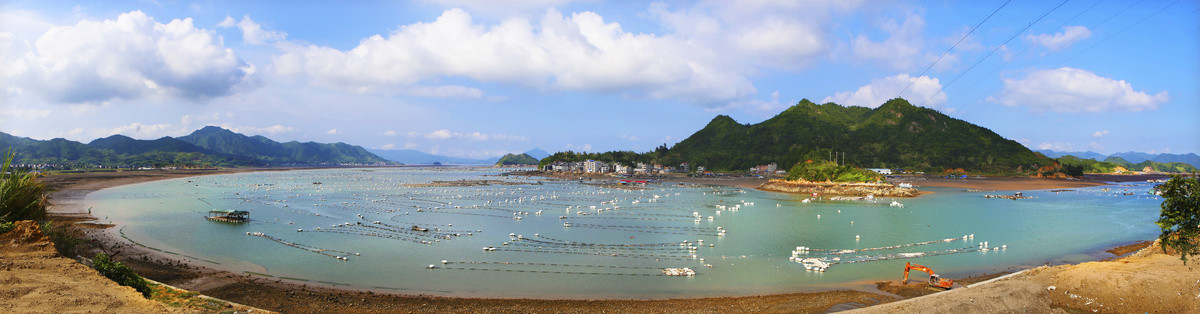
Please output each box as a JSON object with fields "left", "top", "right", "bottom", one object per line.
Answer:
{"left": 33, "top": 168, "right": 1182, "bottom": 313}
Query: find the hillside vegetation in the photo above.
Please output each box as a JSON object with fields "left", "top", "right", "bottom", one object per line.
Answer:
{"left": 542, "top": 98, "right": 1051, "bottom": 173}
{"left": 0, "top": 126, "right": 390, "bottom": 167}
{"left": 495, "top": 153, "right": 539, "bottom": 165}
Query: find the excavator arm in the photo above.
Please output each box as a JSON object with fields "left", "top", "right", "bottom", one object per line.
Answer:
{"left": 903, "top": 262, "right": 954, "bottom": 289}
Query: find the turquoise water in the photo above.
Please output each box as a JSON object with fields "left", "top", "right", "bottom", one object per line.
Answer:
{"left": 87, "top": 167, "right": 1163, "bottom": 298}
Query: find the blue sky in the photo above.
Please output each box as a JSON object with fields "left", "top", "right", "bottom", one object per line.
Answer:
{"left": 2, "top": 0, "right": 1197, "bottom": 158}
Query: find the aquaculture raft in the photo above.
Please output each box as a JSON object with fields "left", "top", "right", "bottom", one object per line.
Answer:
{"left": 206, "top": 209, "right": 250, "bottom": 223}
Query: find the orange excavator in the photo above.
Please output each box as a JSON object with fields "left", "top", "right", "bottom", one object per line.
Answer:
{"left": 903, "top": 262, "right": 954, "bottom": 289}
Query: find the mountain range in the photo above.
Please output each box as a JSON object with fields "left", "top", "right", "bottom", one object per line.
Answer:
{"left": 1, "top": 126, "right": 390, "bottom": 167}
{"left": 1037, "top": 150, "right": 1200, "bottom": 169}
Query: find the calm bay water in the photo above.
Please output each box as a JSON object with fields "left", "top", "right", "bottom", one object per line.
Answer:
{"left": 87, "top": 167, "right": 1162, "bottom": 298}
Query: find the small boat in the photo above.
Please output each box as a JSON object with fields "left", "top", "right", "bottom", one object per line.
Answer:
{"left": 206, "top": 209, "right": 250, "bottom": 223}
{"left": 661, "top": 267, "right": 696, "bottom": 276}
{"left": 411, "top": 225, "right": 429, "bottom": 232}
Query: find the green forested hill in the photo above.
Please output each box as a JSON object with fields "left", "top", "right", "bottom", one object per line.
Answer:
{"left": 663, "top": 98, "right": 1047, "bottom": 172}
{"left": 176, "top": 126, "right": 390, "bottom": 164}
{"left": 495, "top": 153, "right": 539, "bottom": 165}
{"left": 542, "top": 98, "right": 1051, "bottom": 173}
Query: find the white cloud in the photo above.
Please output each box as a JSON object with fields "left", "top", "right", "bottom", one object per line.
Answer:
{"left": 383, "top": 130, "right": 398, "bottom": 136}
{"left": 822, "top": 74, "right": 946, "bottom": 108}
{"left": 1092, "top": 130, "right": 1108, "bottom": 138}
{"left": 425, "top": 0, "right": 583, "bottom": 18}
{"left": 852, "top": 14, "right": 926, "bottom": 70}
{"left": 620, "top": 134, "right": 640, "bottom": 141}
{"left": 426, "top": 129, "right": 454, "bottom": 140}
{"left": 406, "top": 85, "right": 483, "bottom": 98}
{"left": 565, "top": 143, "right": 592, "bottom": 151}
{"left": 993, "top": 67, "right": 1168, "bottom": 113}
{"left": 326, "top": 128, "right": 341, "bottom": 135}
{"left": 380, "top": 143, "right": 396, "bottom": 150}
{"left": 1024, "top": 26, "right": 1090, "bottom": 51}
{"left": 273, "top": 8, "right": 759, "bottom": 106}
{"left": 1037, "top": 142, "right": 1075, "bottom": 151}
{"left": 218, "top": 15, "right": 286, "bottom": 45}
{"left": 225, "top": 124, "right": 297, "bottom": 135}
{"left": 1, "top": 108, "right": 51, "bottom": 121}
{"left": 424, "top": 129, "right": 527, "bottom": 141}
{"left": 5, "top": 11, "right": 255, "bottom": 104}
{"left": 100, "top": 122, "right": 178, "bottom": 138}
{"left": 404, "top": 142, "right": 417, "bottom": 149}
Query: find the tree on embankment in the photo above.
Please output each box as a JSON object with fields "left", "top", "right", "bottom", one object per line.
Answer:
{"left": 1157, "top": 174, "right": 1200, "bottom": 264}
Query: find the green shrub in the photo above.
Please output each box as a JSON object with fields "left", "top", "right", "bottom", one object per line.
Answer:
{"left": 0, "top": 221, "right": 13, "bottom": 233}
{"left": 41, "top": 221, "right": 83, "bottom": 257}
{"left": 0, "top": 150, "right": 48, "bottom": 222}
{"left": 786, "top": 161, "right": 883, "bottom": 182}
{"left": 92, "top": 252, "right": 152, "bottom": 297}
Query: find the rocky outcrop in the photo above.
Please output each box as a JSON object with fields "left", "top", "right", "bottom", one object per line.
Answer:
{"left": 757, "top": 180, "right": 920, "bottom": 197}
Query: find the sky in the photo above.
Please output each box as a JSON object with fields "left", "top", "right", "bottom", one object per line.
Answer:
{"left": 1, "top": 0, "right": 1197, "bottom": 158}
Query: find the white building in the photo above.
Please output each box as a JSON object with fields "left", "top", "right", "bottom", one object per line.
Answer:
{"left": 867, "top": 168, "right": 892, "bottom": 175}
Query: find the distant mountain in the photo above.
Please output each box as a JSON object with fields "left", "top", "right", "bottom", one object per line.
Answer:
{"left": 1, "top": 127, "right": 389, "bottom": 167}
{"left": 1038, "top": 150, "right": 1200, "bottom": 169}
{"left": 178, "top": 126, "right": 389, "bottom": 164}
{"left": 369, "top": 149, "right": 492, "bottom": 165}
{"left": 1058, "top": 154, "right": 1197, "bottom": 173}
{"left": 495, "top": 153, "right": 538, "bottom": 166}
{"left": 523, "top": 148, "right": 550, "bottom": 160}
{"left": 664, "top": 98, "right": 1047, "bottom": 172}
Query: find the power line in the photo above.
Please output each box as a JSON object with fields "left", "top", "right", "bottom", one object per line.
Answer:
{"left": 991, "top": 0, "right": 1182, "bottom": 104}
{"left": 918, "top": 0, "right": 1072, "bottom": 108}
{"left": 956, "top": 0, "right": 1146, "bottom": 111}
{"left": 945, "top": 0, "right": 1108, "bottom": 110}
{"left": 895, "top": 0, "right": 1013, "bottom": 99}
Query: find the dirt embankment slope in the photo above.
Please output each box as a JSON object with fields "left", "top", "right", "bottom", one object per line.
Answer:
{"left": 852, "top": 240, "right": 1200, "bottom": 313}
{"left": 0, "top": 221, "right": 180, "bottom": 313}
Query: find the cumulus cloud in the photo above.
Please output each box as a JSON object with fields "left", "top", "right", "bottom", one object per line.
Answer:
{"left": 326, "top": 128, "right": 341, "bottom": 135}
{"left": 992, "top": 67, "right": 1168, "bottom": 113}
{"left": 1024, "top": 26, "right": 1090, "bottom": 51}
{"left": 218, "top": 15, "right": 286, "bottom": 44}
{"left": 1092, "top": 130, "right": 1108, "bottom": 138}
{"left": 273, "top": 8, "right": 762, "bottom": 106}
{"left": 380, "top": 143, "right": 397, "bottom": 150}
{"left": 382, "top": 130, "right": 398, "bottom": 136}
{"left": 822, "top": 74, "right": 946, "bottom": 108}
{"left": 6, "top": 11, "right": 255, "bottom": 104}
